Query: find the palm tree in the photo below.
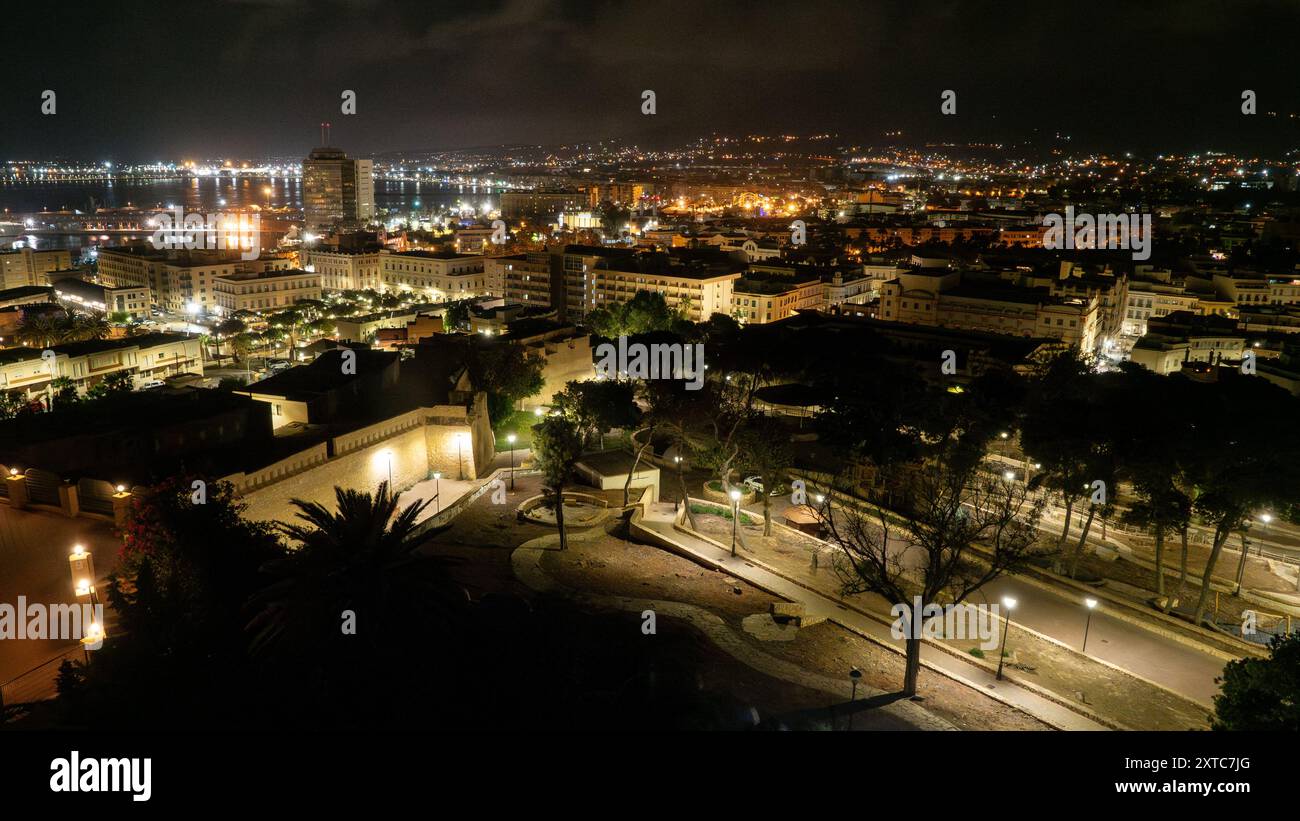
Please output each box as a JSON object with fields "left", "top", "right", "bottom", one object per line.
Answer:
{"left": 70, "top": 313, "right": 110, "bottom": 342}
{"left": 15, "top": 311, "right": 68, "bottom": 348}
{"left": 247, "top": 482, "right": 462, "bottom": 655}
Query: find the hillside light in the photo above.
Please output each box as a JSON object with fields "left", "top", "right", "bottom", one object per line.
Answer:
{"left": 507, "top": 433, "right": 517, "bottom": 490}
{"left": 729, "top": 488, "right": 742, "bottom": 558}
{"left": 848, "top": 667, "right": 863, "bottom": 730}
{"left": 80, "top": 621, "right": 105, "bottom": 663}
{"left": 996, "top": 596, "right": 1018, "bottom": 681}
{"left": 533, "top": 407, "right": 544, "bottom": 417}
{"left": 1003, "top": 470, "right": 1015, "bottom": 482}
{"left": 1082, "top": 597, "right": 1098, "bottom": 653}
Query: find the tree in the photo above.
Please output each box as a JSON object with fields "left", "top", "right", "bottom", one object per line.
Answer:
{"left": 585, "top": 291, "right": 681, "bottom": 338}
{"left": 532, "top": 415, "right": 584, "bottom": 550}
{"left": 823, "top": 456, "right": 1044, "bottom": 696}
{"left": 737, "top": 416, "right": 792, "bottom": 536}
{"left": 1183, "top": 378, "right": 1300, "bottom": 625}
{"left": 0, "top": 390, "right": 24, "bottom": 419}
{"left": 444, "top": 300, "right": 471, "bottom": 331}
{"left": 249, "top": 482, "right": 461, "bottom": 659}
{"left": 554, "top": 379, "right": 640, "bottom": 450}
{"left": 50, "top": 376, "right": 78, "bottom": 407}
{"left": 55, "top": 477, "right": 284, "bottom": 730}
{"left": 231, "top": 332, "right": 256, "bottom": 365}
{"left": 84, "top": 370, "right": 134, "bottom": 401}
{"left": 1021, "top": 350, "right": 1104, "bottom": 568}
{"left": 464, "top": 338, "right": 545, "bottom": 424}
{"left": 1212, "top": 632, "right": 1300, "bottom": 730}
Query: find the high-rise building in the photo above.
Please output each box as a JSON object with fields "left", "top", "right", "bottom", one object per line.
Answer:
{"left": 303, "top": 147, "right": 374, "bottom": 234}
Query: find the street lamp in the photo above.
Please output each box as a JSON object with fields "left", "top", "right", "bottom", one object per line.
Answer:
{"left": 80, "top": 621, "right": 105, "bottom": 664}
{"left": 1003, "top": 470, "right": 1015, "bottom": 482}
{"left": 383, "top": 449, "right": 393, "bottom": 488}
{"left": 433, "top": 472, "right": 441, "bottom": 514}
{"left": 507, "top": 433, "right": 517, "bottom": 490}
{"left": 996, "top": 596, "right": 1017, "bottom": 681}
{"left": 1082, "top": 597, "right": 1098, "bottom": 653}
{"left": 729, "top": 488, "right": 742, "bottom": 558}
{"left": 848, "top": 667, "right": 862, "bottom": 730}
{"left": 1260, "top": 513, "right": 1273, "bottom": 558}
{"left": 999, "top": 431, "right": 1009, "bottom": 458}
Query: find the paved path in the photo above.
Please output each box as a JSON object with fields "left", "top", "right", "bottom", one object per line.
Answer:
{"left": 635, "top": 503, "right": 1108, "bottom": 730}
{"left": 761, "top": 485, "right": 1231, "bottom": 705}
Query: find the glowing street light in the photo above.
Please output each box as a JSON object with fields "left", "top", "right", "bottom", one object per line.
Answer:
{"left": 729, "top": 488, "right": 742, "bottom": 558}
{"left": 432, "top": 472, "right": 442, "bottom": 514}
{"left": 507, "top": 433, "right": 517, "bottom": 490}
{"left": 996, "top": 596, "right": 1017, "bottom": 681}
{"left": 1082, "top": 597, "right": 1098, "bottom": 653}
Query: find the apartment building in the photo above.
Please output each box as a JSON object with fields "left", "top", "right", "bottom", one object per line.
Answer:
{"left": 54, "top": 278, "right": 151, "bottom": 319}
{"left": 878, "top": 270, "right": 1099, "bottom": 352}
{"left": 302, "top": 246, "right": 383, "bottom": 291}
{"left": 379, "top": 250, "right": 488, "bottom": 301}
{"left": 1129, "top": 313, "right": 1246, "bottom": 375}
{"left": 590, "top": 262, "right": 739, "bottom": 323}
{"left": 97, "top": 246, "right": 298, "bottom": 313}
{"left": 0, "top": 247, "right": 73, "bottom": 289}
{"left": 212, "top": 268, "right": 322, "bottom": 313}
{"left": 1121, "top": 280, "right": 1202, "bottom": 336}
{"left": 500, "top": 190, "right": 588, "bottom": 220}
{"left": 0, "top": 332, "right": 203, "bottom": 398}
{"left": 731, "top": 273, "right": 825, "bottom": 324}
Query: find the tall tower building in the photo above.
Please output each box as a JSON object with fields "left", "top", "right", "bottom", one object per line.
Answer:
{"left": 302, "top": 137, "right": 375, "bottom": 234}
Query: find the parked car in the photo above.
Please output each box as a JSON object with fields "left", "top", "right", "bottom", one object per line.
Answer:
{"left": 743, "top": 475, "right": 785, "bottom": 496}
{"left": 138, "top": 379, "right": 166, "bottom": 390}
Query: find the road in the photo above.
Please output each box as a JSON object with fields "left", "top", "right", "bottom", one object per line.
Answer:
{"left": 744, "top": 487, "right": 1227, "bottom": 705}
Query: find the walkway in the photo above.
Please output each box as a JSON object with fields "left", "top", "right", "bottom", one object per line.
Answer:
{"left": 634, "top": 503, "right": 1109, "bottom": 730}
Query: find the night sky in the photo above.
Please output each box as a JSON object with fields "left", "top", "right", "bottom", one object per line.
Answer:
{"left": 5, "top": 0, "right": 1300, "bottom": 159}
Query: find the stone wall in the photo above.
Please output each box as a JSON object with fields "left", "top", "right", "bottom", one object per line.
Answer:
{"left": 233, "top": 395, "right": 496, "bottom": 525}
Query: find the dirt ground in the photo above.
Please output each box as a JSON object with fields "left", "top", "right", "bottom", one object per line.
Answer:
{"left": 538, "top": 528, "right": 1053, "bottom": 731}
{"left": 423, "top": 474, "right": 1053, "bottom": 729}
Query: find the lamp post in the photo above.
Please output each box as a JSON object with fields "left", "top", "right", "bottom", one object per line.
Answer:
{"left": 848, "top": 667, "right": 862, "bottom": 730}
{"left": 729, "top": 488, "right": 741, "bottom": 558}
{"left": 433, "top": 472, "right": 441, "bottom": 514}
{"left": 507, "top": 433, "right": 517, "bottom": 490}
{"left": 1082, "top": 597, "right": 1098, "bottom": 653}
{"left": 1260, "top": 513, "right": 1272, "bottom": 557}
{"left": 384, "top": 450, "right": 393, "bottom": 489}
{"left": 995, "top": 596, "right": 1017, "bottom": 681}
{"left": 999, "top": 430, "right": 1009, "bottom": 459}
{"left": 457, "top": 432, "right": 466, "bottom": 480}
